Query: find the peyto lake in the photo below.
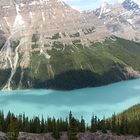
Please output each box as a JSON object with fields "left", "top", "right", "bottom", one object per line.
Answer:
{"left": 0, "top": 79, "right": 140, "bottom": 123}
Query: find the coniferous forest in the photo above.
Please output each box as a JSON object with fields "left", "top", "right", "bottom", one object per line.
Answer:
{"left": 1, "top": 104, "right": 140, "bottom": 140}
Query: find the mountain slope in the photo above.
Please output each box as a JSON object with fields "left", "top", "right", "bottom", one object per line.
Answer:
{"left": 1, "top": 36, "right": 140, "bottom": 90}
{"left": 0, "top": 0, "right": 140, "bottom": 90}
{"left": 0, "top": 0, "right": 110, "bottom": 90}
{"left": 90, "top": 0, "right": 140, "bottom": 42}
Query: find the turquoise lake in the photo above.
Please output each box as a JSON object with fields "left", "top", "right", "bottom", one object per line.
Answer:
{"left": 0, "top": 79, "right": 140, "bottom": 123}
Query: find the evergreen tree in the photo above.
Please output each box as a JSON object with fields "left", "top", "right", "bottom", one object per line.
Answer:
{"left": 47, "top": 117, "right": 53, "bottom": 132}
{"left": 111, "top": 113, "right": 117, "bottom": 133}
{"left": 33, "top": 117, "right": 41, "bottom": 133}
{"left": 116, "top": 118, "right": 120, "bottom": 135}
{"left": 0, "top": 111, "right": 4, "bottom": 132}
{"left": 68, "top": 112, "right": 78, "bottom": 140}
{"left": 79, "top": 117, "right": 85, "bottom": 132}
{"left": 91, "top": 115, "right": 98, "bottom": 132}
{"left": 41, "top": 116, "right": 45, "bottom": 133}
{"left": 105, "top": 119, "right": 111, "bottom": 130}
{"left": 17, "top": 114, "right": 23, "bottom": 132}
{"left": 132, "top": 123, "right": 139, "bottom": 137}
{"left": 52, "top": 119, "right": 60, "bottom": 140}
{"left": 120, "top": 114, "right": 128, "bottom": 135}
{"left": 100, "top": 116, "right": 106, "bottom": 133}
{"left": 8, "top": 116, "right": 19, "bottom": 140}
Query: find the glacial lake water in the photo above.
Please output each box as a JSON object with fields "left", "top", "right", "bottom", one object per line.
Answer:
{"left": 0, "top": 79, "right": 140, "bottom": 123}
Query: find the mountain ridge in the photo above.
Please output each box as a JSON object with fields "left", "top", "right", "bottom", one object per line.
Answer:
{"left": 86, "top": 0, "right": 140, "bottom": 42}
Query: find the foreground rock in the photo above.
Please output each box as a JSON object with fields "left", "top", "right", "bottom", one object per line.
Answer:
{"left": 0, "top": 132, "right": 7, "bottom": 140}
{"left": 17, "top": 132, "right": 140, "bottom": 140}
{"left": 0, "top": 131, "right": 140, "bottom": 140}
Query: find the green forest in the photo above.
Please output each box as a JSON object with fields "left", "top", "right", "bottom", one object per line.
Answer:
{"left": 1, "top": 104, "right": 140, "bottom": 140}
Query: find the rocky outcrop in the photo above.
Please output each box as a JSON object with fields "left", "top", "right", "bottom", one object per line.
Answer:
{"left": 1, "top": 131, "right": 139, "bottom": 140}
{"left": 14, "top": 131, "right": 140, "bottom": 140}
{"left": 78, "top": 132, "right": 140, "bottom": 140}
{"left": 1, "top": 130, "right": 140, "bottom": 140}
{"left": 124, "top": 67, "right": 140, "bottom": 79}
{"left": 0, "top": 132, "right": 7, "bottom": 140}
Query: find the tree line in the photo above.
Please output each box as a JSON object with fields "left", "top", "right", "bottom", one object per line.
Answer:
{"left": 1, "top": 108, "right": 140, "bottom": 140}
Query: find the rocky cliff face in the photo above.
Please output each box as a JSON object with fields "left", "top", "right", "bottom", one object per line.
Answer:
{"left": 0, "top": 0, "right": 140, "bottom": 90}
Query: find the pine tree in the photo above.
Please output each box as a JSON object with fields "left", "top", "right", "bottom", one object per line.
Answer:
{"left": 41, "top": 116, "right": 45, "bottom": 133}
{"left": 52, "top": 120, "right": 60, "bottom": 140}
{"left": 116, "top": 118, "right": 121, "bottom": 135}
{"left": 120, "top": 114, "right": 128, "bottom": 135}
{"left": 17, "top": 114, "right": 23, "bottom": 132}
{"left": 8, "top": 116, "right": 19, "bottom": 140}
{"left": 111, "top": 113, "right": 117, "bottom": 133}
{"left": 0, "top": 111, "right": 4, "bottom": 132}
{"left": 68, "top": 112, "right": 78, "bottom": 140}
{"left": 33, "top": 117, "right": 41, "bottom": 133}
{"left": 64, "top": 118, "right": 69, "bottom": 131}
{"left": 47, "top": 117, "right": 53, "bottom": 132}
{"left": 79, "top": 117, "right": 85, "bottom": 132}
{"left": 105, "top": 119, "right": 111, "bottom": 130}
{"left": 91, "top": 115, "right": 98, "bottom": 132}
{"left": 100, "top": 116, "right": 107, "bottom": 133}
{"left": 132, "top": 122, "right": 139, "bottom": 137}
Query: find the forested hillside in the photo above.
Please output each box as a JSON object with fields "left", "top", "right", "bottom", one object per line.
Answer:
{"left": 1, "top": 104, "right": 140, "bottom": 139}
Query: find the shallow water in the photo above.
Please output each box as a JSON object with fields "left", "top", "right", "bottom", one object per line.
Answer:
{"left": 0, "top": 79, "right": 140, "bottom": 123}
